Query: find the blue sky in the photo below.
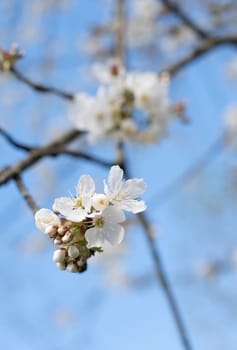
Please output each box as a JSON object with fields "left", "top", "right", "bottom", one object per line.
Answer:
{"left": 1, "top": 1, "right": 237, "bottom": 349}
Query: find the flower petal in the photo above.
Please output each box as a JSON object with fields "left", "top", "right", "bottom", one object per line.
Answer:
{"left": 85, "top": 227, "right": 104, "bottom": 248}
{"left": 122, "top": 178, "right": 146, "bottom": 198}
{"left": 53, "top": 197, "right": 86, "bottom": 222}
{"left": 107, "top": 165, "right": 123, "bottom": 194}
{"left": 103, "top": 206, "right": 126, "bottom": 224}
{"left": 103, "top": 224, "right": 124, "bottom": 245}
{"left": 35, "top": 208, "right": 60, "bottom": 233}
{"left": 118, "top": 199, "right": 146, "bottom": 213}
{"left": 77, "top": 175, "right": 95, "bottom": 196}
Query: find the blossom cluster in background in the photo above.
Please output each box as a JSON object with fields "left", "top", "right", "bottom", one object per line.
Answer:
{"left": 69, "top": 61, "right": 186, "bottom": 144}
{"left": 35, "top": 165, "right": 146, "bottom": 273}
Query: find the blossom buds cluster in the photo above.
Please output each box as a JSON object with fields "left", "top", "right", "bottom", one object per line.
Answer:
{"left": 70, "top": 61, "right": 186, "bottom": 144}
{"left": 35, "top": 165, "right": 146, "bottom": 273}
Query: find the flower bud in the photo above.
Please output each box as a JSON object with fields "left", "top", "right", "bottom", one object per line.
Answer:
{"left": 67, "top": 262, "right": 78, "bottom": 273}
{"left": 54, "top": 238, "right": 62, "bottom": 245}
{"left": 77, "top": 257, "right": 86, "bottom": 267}
{"left": 53, "top": 249, "right": 66, "bottom": 263}
{"left": 62, "top": 231, "right": 73, "bottom": 243}
{"left": 45, "top": 225, "right": 57, "bottom": 237}
{"left": 58, "top": 226, "right": 67, "bottom": 236}
{"left": 56, "top": 262, "right": 66, "bottom": 270}
{"left": 68, "top": 245, "right": 79, "bottom": 259}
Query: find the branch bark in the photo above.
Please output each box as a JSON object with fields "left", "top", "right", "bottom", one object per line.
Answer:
{"left": 10, "top": 66, "right": 74, "bottom": 101}
{"left": 159, "top": 0, "right": 209, "bottom": 39}
{"left": 165, "top": 36, "right": 237, "bottom": 75}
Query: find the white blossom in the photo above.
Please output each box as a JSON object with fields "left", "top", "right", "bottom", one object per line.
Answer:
{"left": 53, "top": 175, "right": 95, "bottom": 222}
{"left": 104, "top": 165, "right": 146, "bottom": 213}
{"left": 85, "top": 206, "right": 125, "bottom": 248}
{"left": 92, "top": 193, "right": 109, "bottom": 212}
{"left": 35, "top": 208, "right": 60, "bottom": 234}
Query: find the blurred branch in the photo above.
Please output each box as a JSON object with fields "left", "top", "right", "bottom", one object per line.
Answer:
{"left": 0, "top": 127, "right": 113, "bottom": 187}
{"left": 114, "top": 0, "right": 126, "bottom": 62}
{"left": 61, "top": 150, "right": 114, "bottom": 167}
{"left": 149, "top": 133, "right": 225, "bottom": 207}
{"left": 10, "top": 66, "right": 74, "bottom": 101}
{"left": 165, "top": 36, "right": 237, "bottom": 75}
{"left": 137, "top": 211, "right": 193, "bottom": 350}
{"left": 113, "top": 1, "right": 193, "bottom": 349}
{"left": 0, "top": 126, "right": 33, "bottom": 152}
{"left": 0, "top": 129, "right": 80, "bottom": 186}
{"left": 14, "top": 175, "right": 39, "bottom": 213}
{"left": 159, "top": 0, "right": 209, "bottom": 39}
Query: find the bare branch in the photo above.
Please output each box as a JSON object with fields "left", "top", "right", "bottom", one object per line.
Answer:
{"left": 165, "top": 36, "right": 237, "bottom": 75}
{"left": 137, "top": 211, "right": 193, "bottom": 350}
{"left": 14, "top": 175, "right": 39, "bottom": 213}
{"left": 10, "top": 66, "right": 74, "bottom": 101}
{"left": 114, "top": 0, "right": 126, "bottom": 62}
{"left": 60, "top": 149, "right": 114, "bottom": 167}
{"left": 0, "top": 126, "right": 33, "bottom": 152}
{"left": 149, "top": 133, "right": 224, "bottom": 208}
{"left": 159, "top": 0, "right": 209, "bottom": 39}
{"left": 0, "top": 129, "right": 81, "bottom": 186}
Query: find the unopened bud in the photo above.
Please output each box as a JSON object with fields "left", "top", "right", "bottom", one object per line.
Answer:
{"left": 58, "top": 226, "right": 67, "bottom": 236}
{"left": 77, "top": 257, "right": 86, "bottom": 267}
{"left": 68, "top": 245, "right": 80, "bottom": 259}
{"left": 53, "top": 249, "right": 66, "bottom": 263}
{"left": 56, "top": 262, "right": 66, "bottom": 270}
{"left": 45, "top": 225, "right": 57, "bottom": 237}
{"left": 67, "top": 262, "right": 78, "bottom": 273}
{"left": 54, "top": 238, "right": 62, "bottom": 245}
{"left": 62, "top": 231, "right": 73, "bottom": 243}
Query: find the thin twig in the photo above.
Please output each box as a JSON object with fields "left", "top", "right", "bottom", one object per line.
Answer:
{"left": 164, "top": 36, "right": 237, "bottom": 75}
{"left": 159, "top": 0, "right": 209, "bottom": 39}
{"left": 14, "top": 175, "right": 39, "bottom": 213}
{"left": 114, "top": 1, "right": 193, "bottom": 348}
{"left": 61, "top": 149, "right": 114, "bottom": 167}
{"left": 0, "top": 126, "right": 34, "bottom": 152}
{"left": 10, "top": 66, "right": 74, "bottom": 101}
{"left": 137, "top": 211, "right": 193, "bottom": 350}
{"left": 114, "top": 0, "right": 126, "bottom": 62}
{"left": 149, "top": 133, "right": 225, "bottom": 208}
{"left": 0, "top": 129, "right": 80, "bottom": 186}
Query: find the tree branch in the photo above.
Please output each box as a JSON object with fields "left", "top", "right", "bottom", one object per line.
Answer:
{"left": 14, "top": 175, "right": 39, "bottom": 213}
{"left": 137, "top": 211, "right": 193, "bottom": 350}
{"left": 0, "top": 126, "right": 33, "bottom": 152}
{"left": 159, "top": 0, "right": 209, "bottom": 39}
{"left": 165, "top": 36, "right": 237, "bottom": 75}
{"left": 149, "top": 133, "right": 224, "bottom": 208}
{"left": 10, "top": 66, "right": 74, "bottom": 101}
{"left": 0, "top": 129, "right": 80, "bottom": 186}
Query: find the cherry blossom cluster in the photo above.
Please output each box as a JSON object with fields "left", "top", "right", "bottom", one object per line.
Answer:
{"left": 70, "top": 61, "right": 186, "bottom": 144}
{"left": 35, "top": 165, "right": 146, "bottom": 273}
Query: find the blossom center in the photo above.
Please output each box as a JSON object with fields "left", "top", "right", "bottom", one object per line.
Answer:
{"left": 94, "top": 217, "right": 105, "bottom": 228}
{"left": 74, "top": 196, "right": 83, "bottom": 208}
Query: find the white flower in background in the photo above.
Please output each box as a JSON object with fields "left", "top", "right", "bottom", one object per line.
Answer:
{"left": 104, "top": 165, "right": 146, "bottom": 213}
{"left": 35, "top": 208, "right": 61, "bottom": 234}
{"left": 85, "top": 206, "right": 125, "bottom": 248}
{"left": 92, "top": 60, "right": 125, "bottom": 84}
{"left": 127, "top": 0, "right": 162, "bottom": 48}
{"left": 69, "top": 61, "right": 182, "bottom": 145}
{"left": 225, "top": 105, "right": 237, "bottom": 145}
{"left": 53, "top": 175, "right": 95, "bottom": 222}
{"left": 126, "top": 71, "right": 170, "bottom": 116}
